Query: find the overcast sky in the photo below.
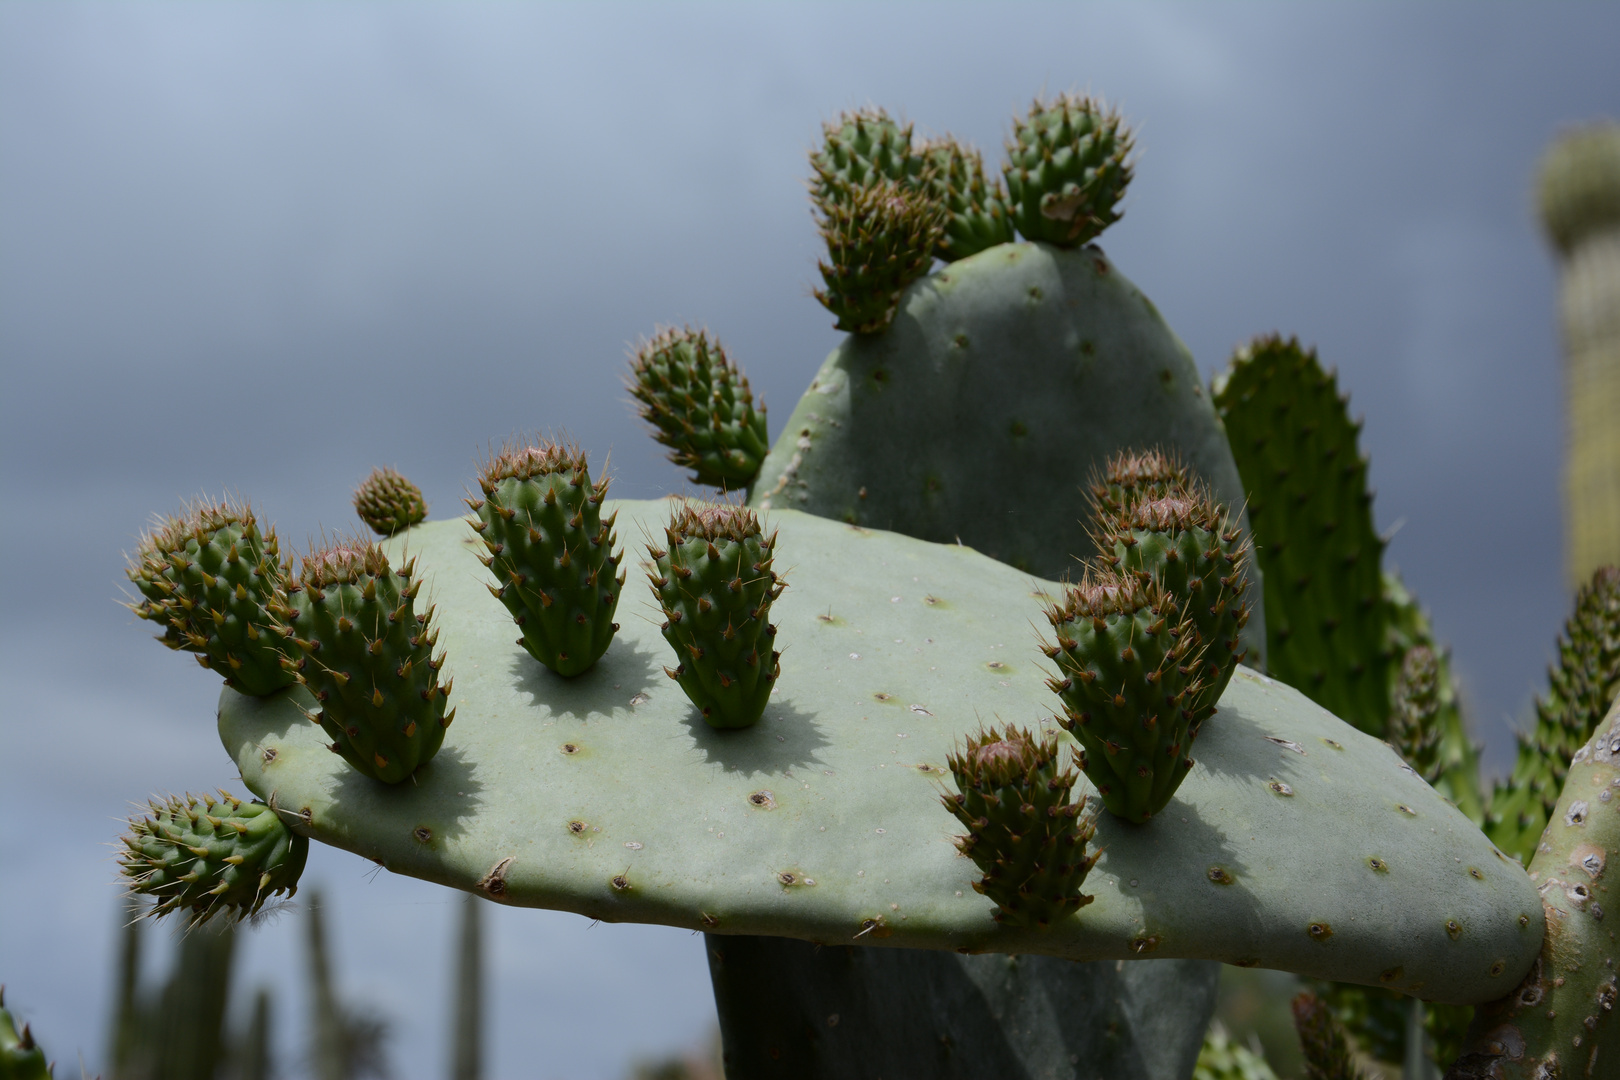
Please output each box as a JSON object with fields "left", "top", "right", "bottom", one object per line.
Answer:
{"left": 2, "top": 4, "right": 1617, "bottom": 1078}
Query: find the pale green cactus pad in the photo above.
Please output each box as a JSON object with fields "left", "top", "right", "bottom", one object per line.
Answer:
{"left": 219, "top": 504, "right": 1541, "bottom": 1005}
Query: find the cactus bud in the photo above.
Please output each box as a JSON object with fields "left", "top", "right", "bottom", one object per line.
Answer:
{"left": 917, "top": 134, "right": 1014, "bottom": 261}
{"left": 808, "top": 106, "right": 925, "bottom": 210}
{"left": 629, "top": 328, "right": 769, "bottom": 489}
{"left": 813, "top": 180, "right": 945, "bottom": 335}
{"left": 353, "top": 466, "right": 428, "bottom": 536}
{"left": 1003, "top": 93, "right": 1134, "bottom": 247}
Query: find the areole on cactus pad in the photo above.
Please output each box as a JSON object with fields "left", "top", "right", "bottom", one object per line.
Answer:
{"left": 219, "top": 505, "right": 1540, "bottom": 1004}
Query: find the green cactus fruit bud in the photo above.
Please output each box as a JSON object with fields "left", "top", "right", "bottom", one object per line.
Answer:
{"left": 1003, "top": 93, "right": 1134, "bottom": 248}
{"left": 647, "top": 501, "right": 784, "bottom": 729}
{"left": 467, "top": 439, "right": 623, "bottom": 678}
{"left": 125, "top": 498, "right": 294, "bottom": 697}
{"left": 1213, "top": 335, "right": 1390, "bottom": 736}
{"left": 118, "top": 790, "right": 307, "bottom": 926}
{"left": 1093, "top": 457, "right": 1254, "bottom": 725}
{"left": 1088, "top": 446, "right": 1192, "bottom": 520}
{"left": 808, "top": 106, "right": 924, "bottom": 209}
{"left": 353, "top": 466, "right": 428, "bottom": 536}
{"left": 1042, "top": 569, "right": 1208, "bottom": 823}
{"left": 941, "top": 724, "right": 1101, "bottom": 928}
{"left": 1486, "top": 565, "right": 1620, "bottom": 863}
{"left": 274, "top": 539, "right": 454, "bottom": 783}
{"left": 1388, "top": 645, "right": 1443, "bottom": 785}
{"left": 1194, "top": 1022, "right": 1279, "bottom": 1080}
{"left": 1291, "top": 992, "right": 1370, "bottom": 1080}
{"left": 917, "top": 135, "right": 1015, "bottom": 261}
{"left": 813, "top": 180, "right": 945, "bottom": 335}
{"left": 1537, "top": 122, "right": 1620, "bottom": 258}
{"left": 0, "top": 987, "right": 51, "bottom": 1080}
{"left": 628, "top": 327, "right": 770, "bottom": 489}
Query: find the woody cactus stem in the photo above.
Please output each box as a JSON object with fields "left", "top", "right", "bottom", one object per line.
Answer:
{"left": 942, "top": 724, "right": 1101, "bottom": 928}
{"left": 1446, "top": 695, "right": 1620, "bottom": 1079}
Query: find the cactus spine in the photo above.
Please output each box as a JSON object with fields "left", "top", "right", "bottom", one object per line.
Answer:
{"left": 1537, "top": 124, "right": 1620, "bottom": 585}
{"left": 942, "top": 724, "right": 1100, "bottom": 928}
{"left": 126, "top": 499, "right": 293, "bottom": 697}
{"left": 647, "top": 502, "right": 784, "bottom": 729}
{"left": 275, "top": 539, "right": 454, "bottom": 783}
{"left": 353, "top": 466, "right": 427, "bottom": 536}
{"left": 469, "top": 440, "right": 622, "bottom": 677}
{"left": 629, "top": 328, "right": 769, "bottom": 489}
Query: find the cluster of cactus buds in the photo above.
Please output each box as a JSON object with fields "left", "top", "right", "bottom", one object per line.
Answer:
{"left": 1042, "top": 570, "right": 1206, "bottom": 823}
{"left": 118, "top": 791, "right": 307, "bottom": 926}
{"left": 647, "top": 501, "right": 784, "bottom": 729}
{"left": 125, "top": 499, "right": 294, "bottom": 697}
{"left": 353, "top": 466, "right": 428, "bottom": 536}
{"left": 629, "top": 327, "right": 769, "bottom": 490}
{"left": 273, "top": 540, "right": 454, "bottom": 784}
{"left": 469, "top": 439, "right": 623, "bottom": 678}
{"left": 1003, "top": 93, "right": 1134, "bottom": 248}
{"left": 942, "top": 724, "right": 1100, "bottom": 928}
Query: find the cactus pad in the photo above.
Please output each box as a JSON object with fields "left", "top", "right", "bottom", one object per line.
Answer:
{"left": 1213, "top": 335, "right": 1389, "bottom": 736}
{"left": 219, "top": 506, "right": 1540, "bottom": 1003}
{"left": 119, "top": 791, "right": 307, "bottom": 925}
{"left": 353, "top": 467, "right": 428, "bottom": 536}
{"left": 647, "top": 501, "right": 783, "bottom": 729}
{"left": 918, "top": 135, "right": 1015, "bottom": 262}
{"left": 1003, "top": 93, "right": 1134, "bottom": 247}
{"left": 1043, "top": 570, "right": 1207, "bottom": 822}
{"left": 126, "top": 499, "right": 294, "bottom": 697}
{"left": 813, "top": 180, "right": 945, "bottom": 335}
{"left": 274, "top": 539, "right": 453, "bottom": 783}
{"left": 629, "top": 327, "right": 769, "bottom": 489}
{"left": 943, "top": 724, "right": 1100, "bottom": 927}
{"left": 469, "top": 440, "right": 623, "bottom": 677}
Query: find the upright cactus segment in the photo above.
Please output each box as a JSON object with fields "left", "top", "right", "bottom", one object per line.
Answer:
{"left": 1003, "top": 93, "right": 1134, "bottom": 247}
{"left": 275, "top": 540, "right": 453, "bottom": 783}
{"left": 917, "top": 134, "right": 1014, "bottom": 261}
{"left": 0, "top": 987, "right": 51, "bottom": 1080}
{"left": 942, "top": 724, "right": 1100, "bottom": 928}
{"left": 629, "top": 327, "right": 769, "bottom": 489}
{"left": 1093, "top": 453, "right": 1253, "bottom": 724}
{"left": 813, "top": 180, "right": 945, "bottom": 334}
{"left": 119, "top": 791, "right": 307, "bottom": 925}
{"left": 1042, "top": 569, "right": 1207, "bottom": 823}
{"left": 647, "top": 501, "right": 784, "bottom": 729}
{"left": 1537, "top": 124, "right": 1620, "bottom": 586}
{"left": 469, "top": 440, "right": 622, "bottom": 677}
{"left": 353, "top": 467, "right": 427, "bottom": 536}
{"left": 1213, "top": 335, "right": 1390, "bottom": 736}
{"left": 808, "top": 107, "right": 924, "bottom": 208}
{"left": 1485, "top": 565, "right": 1620, "bottom": 862}
{"left": 126, "top": 499, "right": 293, "bottom": 697}
{"left": 1388, "top": 645, "right": 1443, "bottom": 785}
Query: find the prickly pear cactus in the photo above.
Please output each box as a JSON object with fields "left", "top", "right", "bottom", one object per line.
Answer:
{"left": 1388, "top": 646, "right": 1443, "bottom": 785}
{"left": 1003, "top": 93, "right": 1133, "bottom": 248}
{"left": 629, "top": 327, "right": 769, "bottom": 489}
{"left": 918, "top": 135, "right": 1015, "bottom": 262}
{"left": 1094, "top": 459, "right": 1254, "bottom": 723}
{"left": 1486, "top": 565, "right": 1620, "bottom": 862}
{"left": 647, "top": 501, "right": 783, "bottom": 729}
{"left": 1213, "top": 335, "right": 1389, "bottom": 736}
{"left": 353, "top": 466, "right": 427, "bottom": 536}
{"left": 120, "top": 791, "right": 307, "bottom": 925}
{"left": 808, "top": 107, "right": 924, "bottom": 208}
{"left": 219, "top": 506, "right": 1541, "bottom": 1002}
{"left": 273, "top": 539, "right": 453, "bottom": 784}
{"left": 0, "top": 987, "right": 51, "bottom": 1080}
{"left": 126, "top": 499, "right": 294, "bottom": 697}
{"left": 943, "top": 724, "right": 1100, "bottom": 927}
{"left": 1448, "top": 695, "right": 1620, "bottom": 1079}
{"left": 468, "top": 440, "right": 623, "bottom": 677}
{"left": 1293, "top": 992, "right": 1370, "bottom": 1080}
{"left": 812, "top": 179, "right": 944, "bottom": 334}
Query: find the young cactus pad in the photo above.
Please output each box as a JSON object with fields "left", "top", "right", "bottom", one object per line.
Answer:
{"left": 750, "top": 241, "right": 1260, "bottom": 639}
{"left": 647, "top": 500, "right": 784, "bottom": 730}
{"left": 119, "top": 790, "right": 307, "bottom": 925}
{"left": 125, "top": 498, "right": 293, "bottom": 697}
{"left": 218, "top": 504, "right": 1539, "bottom": 1002}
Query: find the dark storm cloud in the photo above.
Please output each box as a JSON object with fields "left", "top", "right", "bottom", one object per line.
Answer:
{"left": 2, "top": 5, "right": 1616, "bottom": 1077}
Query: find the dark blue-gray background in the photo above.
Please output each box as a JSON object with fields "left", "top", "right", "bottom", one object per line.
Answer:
{"left": 2, "top": 4, "right": 1615, "bottom": 1077}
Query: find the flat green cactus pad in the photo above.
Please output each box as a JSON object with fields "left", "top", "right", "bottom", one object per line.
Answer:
{"left": 219, "top": 504, "right": 1541, "bottom": 1005}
